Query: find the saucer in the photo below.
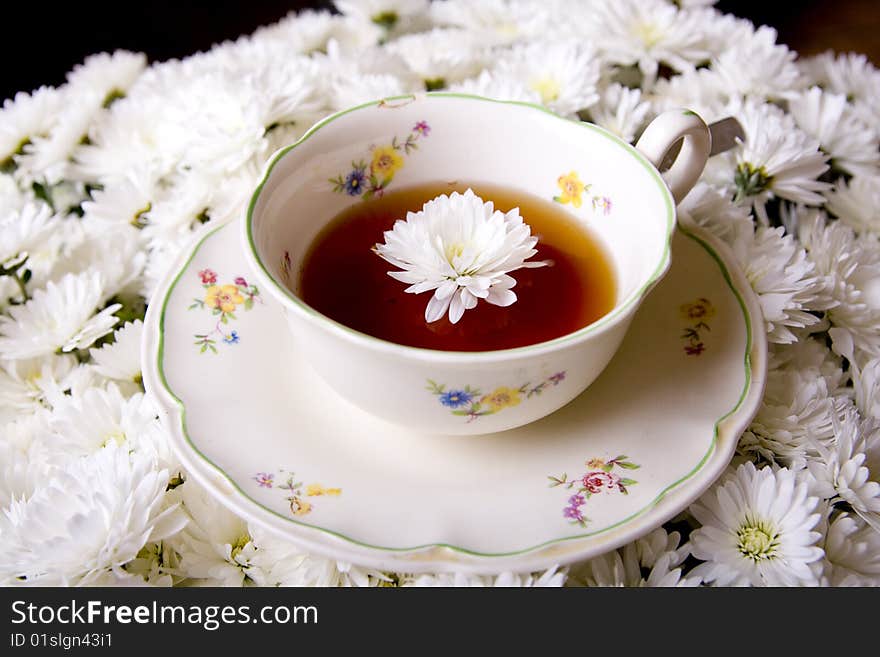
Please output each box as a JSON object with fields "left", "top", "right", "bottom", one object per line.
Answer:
{"left": 143, "top": 215, "right": 766, "bottom": 574}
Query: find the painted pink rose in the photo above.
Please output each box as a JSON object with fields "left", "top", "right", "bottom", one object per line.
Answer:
{"left": 582, "top": 470, "right": 622, "bottom": 494}
{"left": 199, "top": 268, "right": 217, "bottom": 285}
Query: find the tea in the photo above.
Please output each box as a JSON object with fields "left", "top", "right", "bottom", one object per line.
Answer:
{"left": 297, "top": 182, "right": 616, "bottom": 351}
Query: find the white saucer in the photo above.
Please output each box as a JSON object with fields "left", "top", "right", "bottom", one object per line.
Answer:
{"left": 143, "top": 216, "right": 766, "bottom": 574}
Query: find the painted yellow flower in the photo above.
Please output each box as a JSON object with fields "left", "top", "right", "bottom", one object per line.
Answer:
{"left": 554, "top": 171, "right": 585, "bottom": 208}
{"left": 481, "top": 387, "right": 522, "bottom": 412}
{"left": 586, "top": 458, "right": 606, "bottom": 469}
{"left": 289, "top": 496, "right": 312, "bottom": 516}
{"left": 305, "top": 483, "right": 342, "bottom": 497}
{"left": 370, "top": 144, "right": 404, "bottom": 180}
{"left": 205, "top": 284, "right": 244, "bottom": 313}
{"left": 680, "top": 297, "right": 715, "bottom": 322}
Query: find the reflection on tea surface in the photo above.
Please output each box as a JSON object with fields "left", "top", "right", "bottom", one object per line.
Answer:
{"left": 298, "top": 182, "right": 616, "bottom": 351}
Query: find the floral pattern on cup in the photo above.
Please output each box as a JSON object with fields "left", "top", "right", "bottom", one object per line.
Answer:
{"left": 680, "top": 297, "right": 715, "bottom": 356}
{"left": 553, "top": 170, "right": 612, "bottom": 215}
{"left": 427, "top": 371, "right": 566, "bottom": 423}
{"left": 253, "top": 469, "right": 341, "bottom": 517}
{"left": 329, "top": 121, "right": 430, "bottom": 200}
{"left": 548, "top": 456, "right": 639, "bottom": 528}
{"left": 188, "top": 269, "right": 262, "bottom": 354}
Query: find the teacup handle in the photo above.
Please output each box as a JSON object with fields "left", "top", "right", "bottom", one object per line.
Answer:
{"left": 635, "top": 109, "right": 711, "bottom": 205}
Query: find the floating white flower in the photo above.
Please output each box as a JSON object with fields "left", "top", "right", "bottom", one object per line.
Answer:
{"left": 0, "top": 271, "right": 121, "bottom": 359}
{"left": 0, "top": 444, "right": 184, "bottom": 586}
{"left": 689, "top": 462, "right": 824, "bottom": 586}
{"left": 374, "top": 189, "right": 549, "bottom": 324}
{"left": 567, "top": 528, "right": 699, "bottom": 587}
{"left": 787, "top": 86, "right": 880, "bottom": 178}
{"left": 825, "top": 175, "right": 880, "bottom": 237}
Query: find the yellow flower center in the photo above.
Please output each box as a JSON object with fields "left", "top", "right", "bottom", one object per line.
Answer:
{"left": 230, "top": 533, "right": 251, "bottom": 561}
{"left": 736, "top": 522, "right": 779, "bottom": 562}
{"left": 634, "top": 20, "right": 662, "bottom": 48}
{"left": 531, "top": 76, "right": 561, "bottom": 104}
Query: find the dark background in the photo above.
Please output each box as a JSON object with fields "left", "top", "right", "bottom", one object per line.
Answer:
{"left": 2, "top": 1, "right": 879, "bottom": 102}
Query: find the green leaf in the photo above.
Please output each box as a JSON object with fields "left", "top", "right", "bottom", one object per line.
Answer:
{"left": 244, "top": 298, "right": 254, "bottom": 311}
{"left": 209, "top": 344, "right": 217, "bottom": 353}
{"left": 451, "top": 410, "right": 470, "bottom": 416}
{"left": 220, "top": 314, "right": 228, "bottom": 324}
{"left": 200, "top": 344, "right": 207, "bottom": 353}
{"left": 601, "top": 463, "right": 613, "bottom": 472}
{"left": 617, "top": 462, "right": 640, "bottom": 470}
{"left": 620, "top": 478, "right": 638, "bottom": 486}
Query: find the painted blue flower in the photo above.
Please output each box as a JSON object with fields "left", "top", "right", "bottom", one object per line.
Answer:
{"left": 344, "top": 168, "right": 366, "bottom": 195}
{"left": 439, "top": 389, "right": 473, "bottom": 408}
{"left": 224, "top": 331, "right": 240, "bottom": 344}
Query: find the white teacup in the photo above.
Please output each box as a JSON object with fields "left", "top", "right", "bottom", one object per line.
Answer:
{"left": 243, "top": 93, "right": 710, "bottom": 435}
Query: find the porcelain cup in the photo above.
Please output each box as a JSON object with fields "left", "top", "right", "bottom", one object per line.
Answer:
{"left": 243, "top": 92, "right": 711, "bottom": 435}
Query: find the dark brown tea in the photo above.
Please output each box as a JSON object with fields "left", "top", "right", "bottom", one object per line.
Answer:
{"left": 297, "top": 182, "right": 616, "bottom": 351}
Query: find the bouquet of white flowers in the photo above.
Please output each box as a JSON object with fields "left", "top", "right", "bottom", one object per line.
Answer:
{"left": 1, "top": 0, "right": 878, "bottom": 587}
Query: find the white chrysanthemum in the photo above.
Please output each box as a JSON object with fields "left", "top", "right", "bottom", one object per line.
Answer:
{"left": 585, "top": 0, "right": 712, "bottom": 85}
{"left": 0, "top": 413, "right": 54, "bottom": 508}
{"left": 330, "top": 73, "right": 410, "bottom": 111}
{"left": 851, "top": 356, "right": 880, "bottom": 420}
{"left": 168, "top": 480, "right": 255, "bottom": 586}
{"left": 0, "top": 173, "right": 28, "bottom": 212}
{"left": 402, "top": 566, "right": 565, "bottom": 587}
{"left": 246, "top": 524, "right": 389, "bottom": 587}
{"left": 251, "top": 9, "right": 338, "bottom": 54}
{"left": 794, "top": 209, "right": 880, "bottom": 359}
{"left": 493, "top": 40, "right": 600, "bottom": 116}
{"left": 66, "top": 50, "right": 146, "bottom": 106}
{"left": 825, "top": 175, "right": 880, "bottom": 237}
{"left": 823, "top": 513, "right": 880, "bottom": 586}
{"left": 0, "top": 444, "right": 185, "bottom": 586}
{"left": 649, "top": 66, "right": 727, "bottom": 120}
{"left": 589, "top": 83, "right": 651, "bottom": 144}
{"left": 712, "top": 25, "right": 803, "bottom": 101}
{"left": 799, "top": 51, "right": 880, "bottom": 128}
{"left": 787, "top": 86, "right": 880, "bottom": 178}
{"left": 89, "top": 320, "right": 144, "bottom": 389}
{"left": 385, "top": 28, "right": 488, "bottom": 87}
{"left": 740, "top": 338, "right": 849, "bottom": 468}
{"left": 0, "top": 270, "right": 121, "bottom": 359}
{"left": 47, "top": 384, "right": 159, "bottom": 458}
{"left": 16, "top": 90, "right": 105, "bottom": 186}
{"left": 80, "top": 176, "right": 154, "bottom": 230}
{"left": 714, "top": 100, "right": 831, "bottom": 217}
{"left": 116, "top": 540, "right": 180, "bottom": 587}
{"left": 689, "top": 462, "right": 824, "bottom": 586}
{"left": 0, "top": 201, "right": 60, "bottom": 267}
{"left": 678, "top": 182, "right": 753, "bottom": 245}
{"left": 245, "top": 53, "right": 326, "bottom": 131}
{"left": 71, "top": 93, "right": 184, "bottom": 186}
{"left": 334, "top": 0, "right": 429, "bottom": 30}
{"left": 374, "top": 189, "right": 549, "bottom": 323}
{"left": 0, "top": 86, "right": 64, "bottom": 166}
{"left": 0, "top": 354, "right": 78, "bottom": 422}
{"left": 729, "top": 224, "right": 833, "bottom": 344}
{"left": 568, "top": 528, "right": 699, "bottom": 587}
{"left": 806, "top": 408, "right": 880, "bottom": 529}
{"left": 429, "top": 0, "right": 550, "bottom": 45}
{"left": 448, "top": 69, "right": 540, "bottom": 104}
